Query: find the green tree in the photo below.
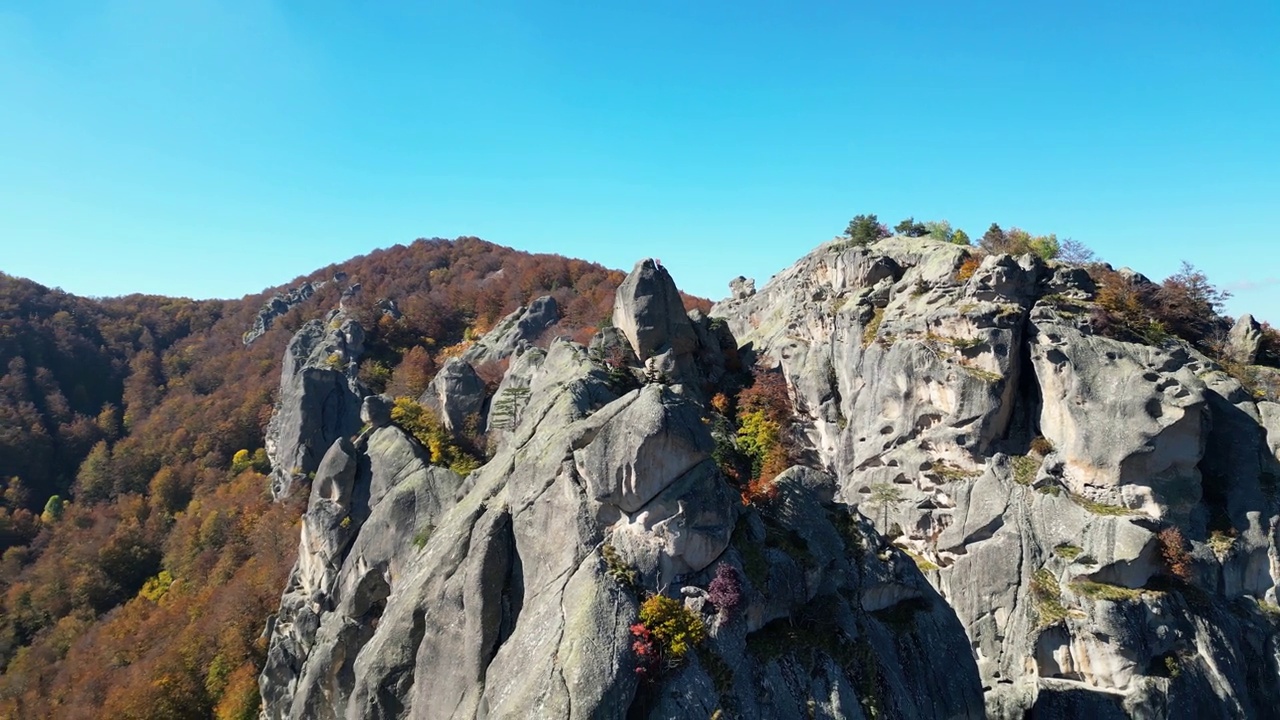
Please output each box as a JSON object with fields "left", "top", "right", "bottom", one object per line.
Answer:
{"left": 895, "top": 217, "right": 928, "bottom": 237}
{"left": 844, "top": 214, "right": 890, "bottom": 246}
{"left": 924, "top": 220, "right": 954, "bottom": 243}
{"left": 865, "top": 481, "right": 905, "bottom": 543}
{"left": 74, "top": 440, "right": 114, "bottom": 503}
{"left": 951, "top": 228, "right": 971, "bottom": 246}
{"left": 980, "top": 223, "right": 1006, "bottom": 252}
{"left": 40, "top": 495, "right": 64, "bottom": 524}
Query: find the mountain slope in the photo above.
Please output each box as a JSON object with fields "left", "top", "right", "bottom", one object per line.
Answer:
{"left": 0, "top": 238, "right": 630, "bottom": 719}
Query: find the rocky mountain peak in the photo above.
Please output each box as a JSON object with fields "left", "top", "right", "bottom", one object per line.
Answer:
{"left": 259, "top": 240, "right": 1280, "bottom": 719}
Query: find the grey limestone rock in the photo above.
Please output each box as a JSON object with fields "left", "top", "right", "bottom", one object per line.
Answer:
{"left": 417, "top": 357, "right": 486, "bottom": 434}
{"left": 1227, "top": 313, "right": 1264, "bottom": 366}
{"left": 244, "top": 280, "right": 327, "bottom": 345}
{"left": 262, "top": 241, "right": 1280, "bottom": 719}
{"left": 728, "top": 275, "right": 756, "bottom": 300}
{"left": 613, "top": 259, "right": 700, "bottom": 384}
{"left": 712, "top": 237, "right": 1280, "bottom": 717}
{"left": 462, "top": 295, "right": 559, "bottom": 367}
{"left": 265, "top": 310, "right": 368, "bottom": 500}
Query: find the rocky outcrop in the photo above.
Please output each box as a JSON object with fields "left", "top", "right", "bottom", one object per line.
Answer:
{"left": 713, "top": 237, "right": 1280, "bottom": 718}
{"left": 462, "top": 295, "right": 559, "bottom": 366}
{"left": 244, "top": 280, "right": 328, "bottom": 345}
{"left": 261, "top": 239, "right": 1280, "bottom": 719}
{"left": 613, "top": 259, "right": 701, "bottom": 387}
{"left": 1227, "top": 313, "right": 1264, "bottom": 366}
{"left": 417, "top": 357, "right": 486, "bottom": 435}
{"left": 414, "top": 296, "right": 561, "bottom": 436}
{"left": 261, "top": 256, "right": 988, "bottom": 720}
{"left": 264, "top": 310, "right": 368, "bottom": 500}
{"left": 261, "top": 394, "right": 464, "bottom": 718}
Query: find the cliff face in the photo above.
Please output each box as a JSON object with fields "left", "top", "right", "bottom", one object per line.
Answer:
{"left": 260, "top": 243, "right": 1280, "bottom": 719}
{"left": 713, "top": 238, "right": 1280, "bottom": 718}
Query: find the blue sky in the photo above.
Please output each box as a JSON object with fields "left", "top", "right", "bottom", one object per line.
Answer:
{"left": 1, "top": 1, "right": 1277, "bottom": 321}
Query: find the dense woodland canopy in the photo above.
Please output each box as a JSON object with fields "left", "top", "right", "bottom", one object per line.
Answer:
{"left": 0, "top": 238, "right": 647, "bottom": 719}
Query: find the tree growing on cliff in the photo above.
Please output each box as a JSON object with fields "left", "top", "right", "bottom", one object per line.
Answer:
{"left": 865, "top": 482, "right": 905, "bottom": 542}
{"left": 844, "top": 214, "right": 890, "bottom": 246}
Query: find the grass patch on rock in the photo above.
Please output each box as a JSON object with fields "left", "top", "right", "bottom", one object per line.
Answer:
{"left": 1069, "top": 493, "right": 1132, "bottom": 516}
{"left": 1012, "top": 455, "right": 1040, "bottom": 486}
{"left": 862, "top": 307, "right": 886, "bottom": 348}
{"left": 1030, "top": 568, "right": 1072, "bottom": 626}
{"left": 1053, "top": 544, "right": 1083, "bottom": 561}
{"left": 1070, "top": 580, "right": 1142, "bottom": 602}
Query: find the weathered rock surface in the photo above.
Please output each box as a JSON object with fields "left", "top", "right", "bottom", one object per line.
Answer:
{"left": 261, "top": 255, "right": 989, "bottom": 720}
{"left": 462, "top": 295, "right": 559, "bottom": 366}
{"left": 261, "top": 240, "right": 1280, "bottom": 719}
{"left": 417, "top": 357, "right": 486, "bottom": 434}
{"left": 613, "top": 259, "right": 701, "bottom": 387}
{"left": 713, "top": 237, "right": 1280, "bottom": 718}
{"left": 265, "top": 310, "right": 368, "bottom": 499}
{"left": 1227, "top": 313, "right": 1264, "bottom": 366}
{"left": 244, "top": 279, "right": 328, "bottom": 345}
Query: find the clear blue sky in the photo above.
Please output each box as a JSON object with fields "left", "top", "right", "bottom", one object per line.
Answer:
{"left": 2, "top": 1, "right": 1277, "bottom": 322}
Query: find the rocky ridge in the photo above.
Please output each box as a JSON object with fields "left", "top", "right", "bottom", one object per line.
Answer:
{"left": 259, "top": 241, "right": 1280, "bottom": 719}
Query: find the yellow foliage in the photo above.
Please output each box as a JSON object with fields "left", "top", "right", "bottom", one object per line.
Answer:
{"left": 390, "top": 397, "right": 483, "bottom": 475}
{"left": 140, "top": 570, "right": 174, "bottom": 603}
{"left": 638, "top": 594, "right": 706, "bottom": 660}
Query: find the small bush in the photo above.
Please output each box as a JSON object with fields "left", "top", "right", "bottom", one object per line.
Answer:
{"left": 956, "top": 256, "right": 981, "bottom": 282}
{"left": 1207, "top": 530, "right": 1236, "bottom": 559}
{"left": 1158, "top": 527, "right": 1192, "bottom": 581}
{"left": 707, "top": 563, "right": 743, "bottom": 621}
{"left": 1069, "top": 493, "right": 1131, "bottom": 516}
{"left": 931, "top": 460, "right": 981, "bottom": 482}
{"left": 630, "top": 623, "right": 659, "bottom": 678}
{"left": 602, "top": 543, "right": 638, "bottom": 591}
{"left": 638, "top": 594, "right": 707, "bottom": 663}
{"left": 1053, "top": 544, "right": 1083, "bottom": 561}
{"left": 1030, "top": 567, "right": 1070, "bottom": 626}
{"left": 390, "top": 397, "right": 484, "bottom": 475}
{"left": 862, "top": 307, "right": 886, "bottom": 347}
{"left": 1029, "top": 436, "right": 1054, "bottom": 456}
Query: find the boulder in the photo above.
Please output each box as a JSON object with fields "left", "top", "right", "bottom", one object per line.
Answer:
{"left": 1226, "top": 313, "right": 1264, "bottom": 366}
{"left": 417, "top": 357, "right": 486, "bottom": 434}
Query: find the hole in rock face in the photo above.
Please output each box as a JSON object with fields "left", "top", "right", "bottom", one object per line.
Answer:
{"left": 1142, "top": 372, "right": 1160, "bottom": 382}
{"left": 1144, "top": 399, "right": 1164, "bottom": 419}
{"left": 1045, "top": 349, "right": 1069, "bottom": 365}
{"left": 994, "top": 343, "right": 1009, "bottom": 357}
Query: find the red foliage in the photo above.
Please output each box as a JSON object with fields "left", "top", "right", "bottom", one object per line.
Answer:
{"left": 630, "top": 622, "right": 659, "bottom": 678}
{"left": 679, "top": 291, "right": 713, "bottom": 316}
{"left": 741, "top": 476, "right": 780, "bottom": 507}
{"left": 1158, "top": 527, "right": 1193, "bottom": 581}
{"left": 737, "top": 367, "right": 792, "bottom": 426}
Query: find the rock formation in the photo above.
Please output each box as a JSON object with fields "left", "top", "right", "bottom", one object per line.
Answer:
{"left": 245, "top": 279, "right": 329, "bottom": 345}
{"left": 260, "top": 241, "right": 1280, "bottom": 719}
{"left": 712, "top": 237, "right": 1280, "bottom": 718}
{"left": 1227, "top": 313, "right": 1264, "bottom": 366}
{"left": 264, "top": 309, "right": 368, "bottom": 500}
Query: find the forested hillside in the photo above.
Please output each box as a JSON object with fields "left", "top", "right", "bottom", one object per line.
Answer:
{"left": 0, "top": 238, "right": 636, "bottom": 719}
